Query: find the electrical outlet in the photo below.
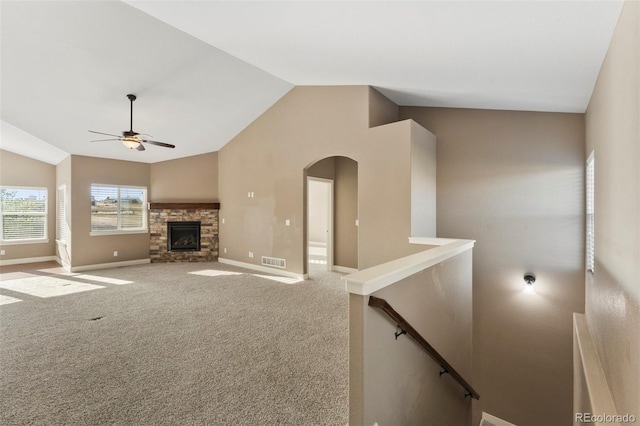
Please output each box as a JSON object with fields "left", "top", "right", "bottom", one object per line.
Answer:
{"left": 249, "top": 251, "right": 253, "bottom": 258}
{"left": 0, "top": 250, "right": 5, "bottom": 256}
{"left": 113, "top": 251, "right": 118, "bottom": 257}
{"left": 285, "top": 219, "right": 291, "bottom": 226}
{"left": 223, "top": 248, "right": 227, "bottom": 254}
{"left": 355, "top": 219, "right": 359, "bottom": 226}
{"left": 222, "top": 218, "right": 225, "bottom": 224}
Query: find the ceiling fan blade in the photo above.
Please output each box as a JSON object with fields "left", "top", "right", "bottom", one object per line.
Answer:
{"left": 142, "top": 139, "right": 175, "bottom": 149}
{"left": 90, "top": 138, "right": 120, "bottom": 142}
{"left": 136, "top": 143, "right": 146, "bottom": 151}
{"left": 89, "top": 130, "right": 121, "bottom": 137}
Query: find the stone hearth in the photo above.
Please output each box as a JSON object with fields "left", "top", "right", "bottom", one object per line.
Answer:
{"left": 149, "top": 202, "right": 219, "bottom": 263}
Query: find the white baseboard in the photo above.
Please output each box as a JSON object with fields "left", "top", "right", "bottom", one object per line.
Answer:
{"left": 332, "top": 265, "right": 358, "bottom": 274}
{"left": 218, "top": 257, "right": 307, "bottom": 280}
{"left": 69, "top": 258, "right": 150, "bottom": 272}
{"left": 0, "top": 255, "right": 57, "bottom": 267}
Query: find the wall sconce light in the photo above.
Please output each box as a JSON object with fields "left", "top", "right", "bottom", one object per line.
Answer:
{"left": 524, "top": 274, "right": 536, "bottom": 294}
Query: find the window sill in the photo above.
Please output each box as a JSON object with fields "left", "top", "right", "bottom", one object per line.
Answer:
{"left": 90, "top": 230, "right": 148, "bottom": 237}
{"left": 1, "top": 238, "right": 50, "bottom": 246}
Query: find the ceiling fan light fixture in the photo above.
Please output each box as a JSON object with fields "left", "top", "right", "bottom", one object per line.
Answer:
{"left": 121, "top": 137, "right": 140, "bottom": 149}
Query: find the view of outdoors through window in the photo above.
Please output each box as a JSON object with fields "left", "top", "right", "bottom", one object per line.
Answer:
{"left": 91, "top": 185, "right": 146, "bottom": 232}
{"left": 0, "top": 187, "right": 47, "bottom": 241}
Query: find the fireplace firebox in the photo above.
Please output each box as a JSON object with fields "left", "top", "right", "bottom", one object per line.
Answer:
{"left": 168, "top": 221, "right": 201, "bottom": 252}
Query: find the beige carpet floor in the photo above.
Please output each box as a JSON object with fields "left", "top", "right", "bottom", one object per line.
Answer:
{"left": 0, "top": 261, "right": 348, "bottom": 425}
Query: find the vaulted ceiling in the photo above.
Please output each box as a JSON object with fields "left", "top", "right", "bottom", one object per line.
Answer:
{"left": 0, "top": 1, "right": 624, "bottom": 165}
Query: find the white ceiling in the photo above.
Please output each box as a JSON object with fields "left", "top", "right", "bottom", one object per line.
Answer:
{"left": 0, "top": 1, "right": 624, "bottom": 165}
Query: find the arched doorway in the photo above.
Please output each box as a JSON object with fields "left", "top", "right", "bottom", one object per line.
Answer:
{"left": 304, "top": 156, "right": 358, "bottom": 277}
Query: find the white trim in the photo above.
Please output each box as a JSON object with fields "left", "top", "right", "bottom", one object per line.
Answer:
{"left": 573, "top": 313, "right": 620, "bottom": 424}
{"left": 90, "top": 230, "right": 148, "bottom": 237}
{"left": 0, "top": 238, "right": 50, "bottom": 245}
{"left": 332, "top": 265, "right": 358, "bottom": 274}
{"left": 408, "top": 237, "right": 459, "bottom": 246}
{"left": 0, "top": 255, "right": 57, "bottom": 266}
{"left": 218, "top": 257, "right": 307, "bottom": 280}
{"left": 343, "top": 239, "right": 475, "bottom": 295}
{"left": 481, "top": 412, "right": 517, "bottom": 426}
{"left": 69, "top": 258, "right": 150, "bottom": 272}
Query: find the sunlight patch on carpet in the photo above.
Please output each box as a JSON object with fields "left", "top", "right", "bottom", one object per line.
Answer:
{"left": 74, "top": 274, "right": 133, "bottom": 285}
{"left": 189, "top": 270, "right": 243, "bottom": 277}
{"left": 0, "top": 294, "right": 23, "bottom": 305}
{"left": 0, "top": 276, "right": 104, "bottom": 298}
{"left": 252, "top": 274, "right": 303, "bottom": 285}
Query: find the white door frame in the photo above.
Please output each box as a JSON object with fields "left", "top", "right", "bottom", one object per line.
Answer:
{"left": 307, "top": 177, "right": 334, "bottom": 271}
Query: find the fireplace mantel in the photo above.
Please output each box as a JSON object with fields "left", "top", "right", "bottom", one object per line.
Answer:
{"left": 149, "top": 202, "right": 220, "bottom": 210}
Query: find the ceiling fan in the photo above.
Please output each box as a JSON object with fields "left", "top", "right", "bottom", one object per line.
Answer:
{"left": 89, "top": 94, "right": 175, "bottom": 151}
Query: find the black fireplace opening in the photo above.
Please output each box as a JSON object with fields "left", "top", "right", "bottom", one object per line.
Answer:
{"left": 168, "top": 221, "right": 201, "bottom": 252}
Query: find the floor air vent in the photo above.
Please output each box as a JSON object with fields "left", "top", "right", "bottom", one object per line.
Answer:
{"left": 262, "top": 256, "right": 286, "bottom": 268}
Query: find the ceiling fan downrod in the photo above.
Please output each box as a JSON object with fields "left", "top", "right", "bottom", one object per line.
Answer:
{"left": 127, "top": 94, "right": 136, "bottom": 133}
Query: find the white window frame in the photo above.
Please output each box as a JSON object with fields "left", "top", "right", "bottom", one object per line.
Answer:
{"left": 90, "top": 184, "right": 148, "bottom": 236}
{"left": 586, "top": 152, "right": 595, "bottom": 273}
{"left": 0, "top": 186, "right": 49, "bottom": 244}
{"left": 57, "top": 185, "right": 68, "bottom": 245}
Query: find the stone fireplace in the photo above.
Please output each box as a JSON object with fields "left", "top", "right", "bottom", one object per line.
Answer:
{"left": 149, "top": 202, "right": 219, "bottom": 263}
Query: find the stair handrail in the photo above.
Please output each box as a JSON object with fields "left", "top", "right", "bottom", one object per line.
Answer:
{"left": 368, "top": 295, "right": 480, "bottom": 400}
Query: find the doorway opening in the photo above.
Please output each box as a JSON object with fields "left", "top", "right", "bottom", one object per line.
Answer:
{"left": 308, "top": 177, "right": 333, "bottom": 273}
{"left": 304, "top": 156, "right": 358, "bottom": 278}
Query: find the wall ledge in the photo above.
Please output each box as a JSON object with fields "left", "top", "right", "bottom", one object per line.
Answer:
{"left": 343, "top": 239, "right": 475, "bottom": 295}
{"left": 573, "top": 313, "right": 621, "bottom": 425}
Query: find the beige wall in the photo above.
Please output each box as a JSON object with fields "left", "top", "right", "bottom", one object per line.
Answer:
{"left": 334, "top": 156, "right": 358, "bottom": 269}
{"left": 585, "top": 0, "right": 640, "bottom": 418}
{"left": 0, "top": 149, "right": 57, "bottom": 261}
{"left": 218, "top": 86, "right": 428, "bottom": 274}
{"left": 149, "top": 152, "right": 218, "bottom": 202}
{"left": 401, "top": 107, "right": 586, "bottom": 426}
{"left": 70, "top": 155, "right": 150, "bottom": 267}
{"left": 350, "top": 250, "right": 473, "bottom": 425}
{"left": 368, "top": 86, "right": 399, "bottom": 128}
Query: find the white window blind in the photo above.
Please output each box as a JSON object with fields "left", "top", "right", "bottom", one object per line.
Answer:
{"left": 586, "top": 152, "right": 595, "bottom": 273}
{"left": 1, "top": 187, "right": 48, "bottom": 242}
{"left": 91, "top": 184, "right": 147, "bottom": 232}
{"left": 57, "top": 185, "right": 68, "bottom": 243}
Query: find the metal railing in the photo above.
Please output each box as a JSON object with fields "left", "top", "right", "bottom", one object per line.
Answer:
{"left": 368, "top": 295, "right": 480, "bottom": 400}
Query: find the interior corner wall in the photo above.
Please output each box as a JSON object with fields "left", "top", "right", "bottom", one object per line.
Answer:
{"left": 0, "top": 149, "right": 57, "bottom": 261}
{"left": 149, "top": 151, "right": 219, "bottom": 202}
{"left": 584, "top": 0, "right": 640, "bottom": 418}
{"left": 368, "top": 86, "right": 399, "bottom": 128}
{"left": 400, "top": 107, "right": 585, "bottom": 426}
{"left": 70, "top": 155, "right": 150, "bottom": 267}
{"left": 218, "top": 85, "right": 423, "bottom": 275}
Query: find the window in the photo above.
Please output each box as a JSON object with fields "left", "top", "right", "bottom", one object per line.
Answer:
{"left": 0, "top": 187, "right": 48, "bottom": 243}
{"left": 586, "top": 152, "right": 595, "bottom": 273}
{"left": 57, "top": 185, "right": 68, "bottom": 243}
{"left": 91, "top": 184, "right": 147, "bottom": 234}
